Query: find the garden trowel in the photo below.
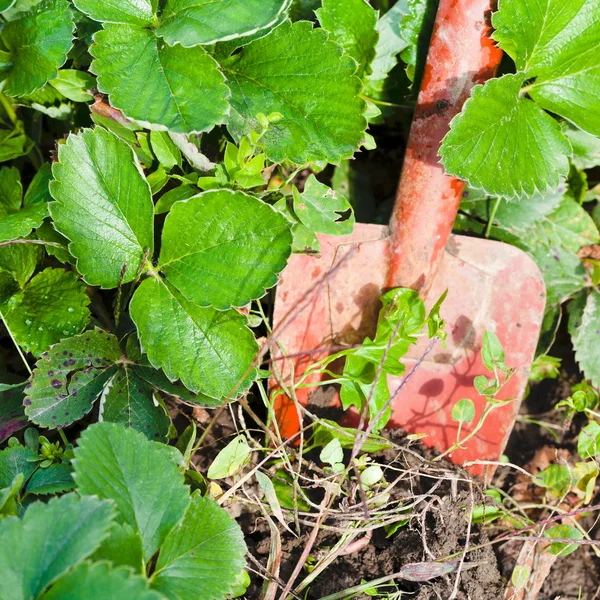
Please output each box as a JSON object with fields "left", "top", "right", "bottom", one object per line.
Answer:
{"left": 270, "top": 0, "right": 545, "bottom": 476}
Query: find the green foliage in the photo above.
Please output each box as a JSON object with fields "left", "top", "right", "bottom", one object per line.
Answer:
{"left": 0, "top": 493, "right": 115, "bottom": 600}
{"left": 0, "top": 423, "right": 247, "bottom": 600}
{"left": 157, "top": 0, "right": 290, "bottom": 48}
{"left": 317, "top": 0, "right": 378, "bottom": 79}
{"left": 441, "top": 0, "right": 600, "bottom": 198}
{"left": 532, "top": 464, "right": 574, "bottom": 499}
{"left": 207, "top": 435, "right": 251, "bottom": 480}
{"left": 441, "top": 74, "right": 570, "bottom": 199}
{"left": 0, "top": 0, "right": 74, "bottom": 98}
{"left": 4, "top": 268, "right": 90, "bottom": 356}
{"left": 305, "top": 288, "right": 446, "bottom": 432}
{"left": 0, "top": 167, "right": 48, "bottom": 243}
{"left": 451, "top": 398, "right": 475, "bottom": 425}
{"left": 158, "top": 190, "right": 291, "bottom": 309}
{"left": 571, "top": 291, "right": 600, "bottom": 388}
{"left": 544, "top": 524, "right": 583, "bottom": 557}
{"left": 50, "top": 127, "right": 154, "bottom": 288}
{"left": 223, "top": 21, "right": 367, "bottom": 164}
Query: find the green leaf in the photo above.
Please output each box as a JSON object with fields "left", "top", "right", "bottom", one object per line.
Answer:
{"left": 566, "top": 127, "right": 600, "bottom": 170}
{"left": 130, "top": 277, "right": 258, "bottom": 398}
{"left": 361, "top": 465, "right": 383, "bottom": 486}
{"left": 532, "top": 464, "right": 573, "bottom": 498}
{"left": 0, "top": 473, "right": 23, "bottom": 517}
{"left": 317, "top": 0, "right": 378, "bottom": 79}
{"left": 481, "top": 331, "right": 505, "bottom": 372}
{"left": 511, "top": 565, "right": 531, "bottom": 590}
{"left": 24, "top": 163, "right": 53, "bottom": 206}
{"left": 0, "top": 445, "right": 37, "bottom": 489}
{"left": 451, "top": 398, "right": 475, "bottom": 424}
{"left": 440, "top": 74, "right": 571, "bottom": 199}
{"left": 49, "top": 127, "right": 154, "bottom": 288}
{"left": 72, "top": 0, "right": 155, "bottom": 25}
{"left": 207, "top": 434, "right": 251, "bottom": 479}
{"left": 35, "top": 221, "right": 74, "bottom": 264}
{"left": 571, "top": 290, "right": 600, "bottom": 388}
{"left": 463, "top": 187, "right": 564, "bottom": 232}
{"left": 577, "top": 421, "right": 600, "bottom": 459}
{"left": 42, "top": 561, "right": 163, "bottom": 600}
{"left": 544, "top": 524, "right": 582, "bottom": 557}
{"left": 91, "top": 24, "right": 229, "bottom": 134}
{"left": 99, "top": 367, "right": 171, "bottom": 442}
{"left": 0, "top": 166, "right": 48, "bottom": 243}
{"left": 26, "top": 463, "right": 74, "bottom": 495}
{"left": 91, "top": 522, "right": 144, "bottom": 571}
{"left": 0, "top": 382, "right": 27, "bottom": 443}
{"left": 48, "top": 69, "right": 95, "bottom": 102}
{"left": 74, "top": 422, "right": 190, "bottom": 562}
{"left": 150, "top": 130, "right": 181, "bottom": 171}
{"left": 24, "top": 329, "right": 121, "bottom": 429}
{"left": 157, "top": 0, "right": 290, "bottom": 48}
{"left": 154, "top": 185, "right": 197, "bottom": 215}
{"left": 365, "top": 1, "right": 410, "bottom": 96}
{"left": 4, "top": 268, "right": 90, "bottom": 356}
{"left": 398, "top": 0, "right": 428, "bottom": 82}
{"left": 159, "top": 189, "right": 291, "bottom": 309}
{"left": 152, "top": 493, "right": 247, "bottom": 600}
{"left": 320, "top": 438, "right": 344, "bottom": 467}
{"left": 312, "top": 420, "right": 391, "bottom": 453}
{"left": 493, "top": 0, "right": 600, "bottom": 136}
{"left": 223, "top": 21, "right": 367, "bottom": 164}
{"left": 292, "top": 175, "right": 354, "bottom": 236}
{"left": 0, "top": 493, "right": 115, "bottom": 600}
{"left": 0, "top": 0, "right": 74, "bottom": 97}
{"left": 0, "top": 241, "right": 42, "bottom": 293}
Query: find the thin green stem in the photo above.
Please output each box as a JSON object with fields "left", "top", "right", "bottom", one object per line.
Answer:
{"left": 485, "top": 197, "right": 501, "bottom": 238}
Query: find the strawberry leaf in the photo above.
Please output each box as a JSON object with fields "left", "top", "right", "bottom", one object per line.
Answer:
{"left": 158, "top": 190, "right": 292, "bottom": 309}
{"left": 73, "top": 422, "right": 190, "bottom": 562}
{"left": 4, "top": 268, "right": 90, "bottom": 356}
{"left": 0, "top": 167, "right": 48, "bottom": 243}
{"left": 365, "top": 1, "right": 411, "bottom": 96}
{"left": 571, "top": 290, "right": 600, "bottom": 389}
{"left": 317, "top": 0, "right": 378, "bottom": 79}
{"left": 152, "top": 493, "right": 247, "bottom": 600}
{"left": 98, "top": 367, "right": 171, "bottom": 442}
{"left": 91, "top": 24, "right": 229, "bottom": 134}
{"left": 440, "top": 74, "right": 571, "bottom": 199}
{"left": 0, "top": 0, "right": 74, "bottom": 97}
{"left": 26, "top": 463, "right": 75, "bottom": 495}
{"left": 223, "top": 21, "right": 367, "bottom": 164}
{"left": 49, "top": 128, "right": 154, "bottom": 288}
{"left": 493, "top": 0, "right": 600, "bottom": 136}
{"left": 292, "top": 175, "right": 354, "bottom": 236}
{"left": 42, "top": 562, "right": 163, "bottom": 600}
{"left": 0, "top": 494, "right": 115, "bottom": 600}
{"left": 25, "top": 329, "right": 121, "bottom": 429}
{"left": 130, "top": 278, "right": 258, "bottom": 398}
{"left": 157, "top": 0, "right": 291, "bottom": 48}
{"left": 0, "top": 383, "right": 28, "bottom": 443}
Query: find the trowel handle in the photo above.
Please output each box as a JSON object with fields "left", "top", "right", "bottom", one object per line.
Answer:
{"left": 387, "top": 0, "right": 502, "bottom": 293}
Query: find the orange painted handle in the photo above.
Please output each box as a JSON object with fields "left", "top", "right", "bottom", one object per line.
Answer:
{"left": 387, "top": 0, "right": 503, "bottom": 292}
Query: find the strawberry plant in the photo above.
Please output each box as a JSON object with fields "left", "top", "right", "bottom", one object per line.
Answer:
{"left": 1, "top": 0, "right": 600, "bottom": 597}
{"left": 0, "top": 422, "right": 246, "bottom": 600}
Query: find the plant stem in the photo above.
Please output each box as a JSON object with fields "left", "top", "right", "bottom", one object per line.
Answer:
{"left": 485, "top": 197, "right": 501, "bottom": 238}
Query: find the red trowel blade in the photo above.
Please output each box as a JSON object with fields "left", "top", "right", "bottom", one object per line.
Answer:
{"left": 271, "top": 226, "right": 545, "bottom": 477}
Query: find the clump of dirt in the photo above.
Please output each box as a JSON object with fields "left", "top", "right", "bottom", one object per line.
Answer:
{"left": 239, "top": 426, "right": 504, "bottom": 600}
